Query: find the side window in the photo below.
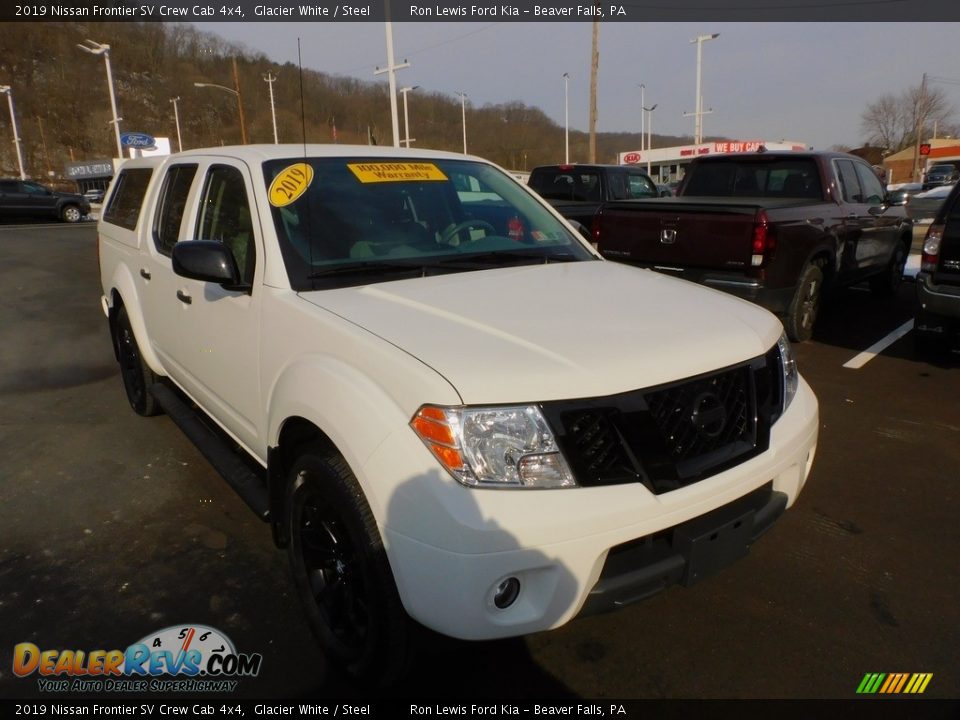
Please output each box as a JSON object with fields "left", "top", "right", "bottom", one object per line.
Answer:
{"left": 153, "top": 164, "right": 198, "bottom": 256}
{"left": 0, "top": 180, "right": 18, "bottom": 193}
{"left": 835, "top": 160, "right": 863, "bottom": 204}
{"left": 854, "top": 162, "right": 885, "bottom": 205}
{"left": 23, "top": 182, "right": 48, "bottom": 195}
{"left": 608, "top": 172, "right": 628, "bottom": 201}
{"left": 196, "top": 165, "right": 256, "bottom": 286}
{"left": 103, "top": 168, "right": 153, "bottom": 231}
{"left": 626, "top": 173, "right": 657, "bottom": 198}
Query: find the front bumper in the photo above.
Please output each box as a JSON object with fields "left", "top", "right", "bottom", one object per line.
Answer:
{"left": 366, "top": 376, "right": 818, "bottom": 641}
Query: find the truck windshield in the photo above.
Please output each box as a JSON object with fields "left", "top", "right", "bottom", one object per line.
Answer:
{"left": 683, "top": 158, "right": 823, "bottom": 200}
{"left": 263, "top": 157, "right": 593, "bottom": 290}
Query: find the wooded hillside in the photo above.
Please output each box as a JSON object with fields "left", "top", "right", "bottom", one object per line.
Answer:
{"left": 0, "top": 22, "right": 693, "bottom": 178}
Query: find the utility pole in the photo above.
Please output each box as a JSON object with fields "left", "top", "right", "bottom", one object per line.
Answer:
{"left": 457, "top": 91, "right": 468, "bottom": 154}
{"left": 37, "top": 115, "right": 52, "bottom": 176}
{"left": 0, "top": 86, "right": 25, "bottom": 180}
{"left": 232, "top": 57, "right": 249, "bottom": 144}
{"left": 374, "top": 0, "right": 410, "bottom": 148}
{"left": 912, "top": 72, "right": 928, "bottom": 182}
{"left": 264, "top": 72, "right": 279, "bottom": 144}
{"left": 588, "top": 14, "right": 600, "bottom": 163}
{"left": 170, "top": 97, "right": 182, "bottom": 152}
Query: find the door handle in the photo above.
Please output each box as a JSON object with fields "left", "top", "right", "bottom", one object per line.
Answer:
{"left": 140, "top": 268, "right": 151, "bottom": 280}
{"left": 847, "top": 213, "right": 858, "bottom": 220}
{"left": 176, "top": 290, "right": 192, "bottom": 305}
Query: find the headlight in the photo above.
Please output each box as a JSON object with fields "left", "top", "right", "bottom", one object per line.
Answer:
{"left": 411, "top": 405, "right": 576, "bottom": 489}
{"left": 777, "top": 331, "right": 798, "bottom": 413}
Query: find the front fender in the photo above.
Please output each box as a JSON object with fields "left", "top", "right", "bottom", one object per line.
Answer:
{"left": 266, "top": 354, "right": 460, "bottom": 526}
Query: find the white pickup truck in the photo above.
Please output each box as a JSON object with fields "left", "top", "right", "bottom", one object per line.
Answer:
{"left": 98, "top": 145, "right": 819, "bottom": 682}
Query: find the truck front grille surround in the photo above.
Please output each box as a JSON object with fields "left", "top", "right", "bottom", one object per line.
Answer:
{"left": 541, "top": 347, "right": 781, "bottom": 494}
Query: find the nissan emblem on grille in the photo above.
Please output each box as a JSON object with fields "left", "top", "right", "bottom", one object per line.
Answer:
{"left": 689, "top": 390, "right": 727, "bottom": 439}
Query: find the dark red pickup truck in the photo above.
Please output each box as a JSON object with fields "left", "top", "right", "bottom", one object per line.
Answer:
{"left": 593, "top": 151, "right": 913, "bottom": 341}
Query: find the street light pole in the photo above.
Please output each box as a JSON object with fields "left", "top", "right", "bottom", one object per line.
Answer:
{"left": 170, "top": 96, "right": 182, "bottom": 152}
{"left": 457, "top": 91, "right": 468, "bottom": 155}
{"left": 399, "top": 85, "right": 419, "bottom": 147}
{"left": 639, "top": 83, "right": 645, "bottom": 155}
{"left": 689, "top": 33, "right": 719, "bottom": 145}
{"left": 644, "top": 103, "right": 657, "bottom": 175}
{"left": 563, "top": 73, "right": 570, "bottom": 164}
{"left": 77, "top": 39, "right": 123, "bottom": 158}
{"left": 194, "top": 70, "right": 248, "bottom": 145}
{"left": 0, "top": 86, "right": 26, "bottom": 180}
{"left": 264, "top": 71, "right": 278, "bottom": 144}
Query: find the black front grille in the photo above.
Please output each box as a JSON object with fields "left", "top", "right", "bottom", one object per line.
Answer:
{"left": 542, "top": 347, "right": 782, "bottom": 494}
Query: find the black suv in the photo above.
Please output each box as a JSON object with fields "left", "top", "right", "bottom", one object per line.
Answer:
{"left": 0, "top": 179, "right": 91, "bottom": 223}
{"left": 916, "top": 181, "right": 960, "bottom": 351}
{"left": 922, "top": 163, "right": 960, "bottom": 191}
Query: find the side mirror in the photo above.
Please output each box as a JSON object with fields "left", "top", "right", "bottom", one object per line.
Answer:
{"left": 172, "top": 240, "right": 243, "bottom": 289}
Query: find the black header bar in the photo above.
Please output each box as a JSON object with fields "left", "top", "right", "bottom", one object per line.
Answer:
{"left": 3, "top": 0, "right": 960, "bottom": 22}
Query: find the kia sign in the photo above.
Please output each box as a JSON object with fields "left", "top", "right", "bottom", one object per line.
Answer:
{"left": 623, "top": 152, "right": 642, "bottom": 164}
{"left": 121, "top": 132, "right": 157, "bottom": 150}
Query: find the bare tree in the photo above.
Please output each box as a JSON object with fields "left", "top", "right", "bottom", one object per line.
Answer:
{"left": 861, "top": 83, "right": 955, "bottom": 152}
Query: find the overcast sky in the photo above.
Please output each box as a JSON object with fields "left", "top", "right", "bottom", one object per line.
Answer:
{"left": 200, "top": 21, "right": 960, "bottom": 152}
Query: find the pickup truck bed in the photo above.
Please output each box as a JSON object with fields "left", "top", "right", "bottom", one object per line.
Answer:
{"left": 593, "top": 152, "right": 913, "bottom": 341}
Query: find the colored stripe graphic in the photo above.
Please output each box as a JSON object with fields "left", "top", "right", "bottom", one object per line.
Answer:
{"left": 857, "top": 672, "right": 932, "bottom": 694}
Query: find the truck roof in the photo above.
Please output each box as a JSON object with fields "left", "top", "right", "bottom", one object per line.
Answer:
{"left": 119, "top": 144, "right": 483, "bottom": 169}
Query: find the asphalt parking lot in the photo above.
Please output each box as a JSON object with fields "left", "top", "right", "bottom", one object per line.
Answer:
{"left": 1, "top": 222, "right": 957, "bottom": 701}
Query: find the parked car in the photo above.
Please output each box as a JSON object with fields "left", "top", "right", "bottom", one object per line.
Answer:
{"left": 915, "top": 181, "right": 960, "bottom": 352}
{"left": 907, "top": 183, "right": 956, "bottom": 220}
{"left": 83, "top": 188, "right": 106, "bottom": 204}
{"left": 97, "top": 145, "right": 818, "bottom": 682}
{"left": 656, "top": 183, "right": 674, "bottom": 197}
{"left": 592, "top": 151, "right": 913, "bottom": 342}
{"left": 922, "top": 163, "right": 960, "bottom": 191}
{"left": 0, "top": 178, "right": 90, "bottom": 222}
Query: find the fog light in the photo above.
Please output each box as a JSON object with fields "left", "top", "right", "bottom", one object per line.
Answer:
{"left": 493, "top": 577, "right": 521, "bottom": 609}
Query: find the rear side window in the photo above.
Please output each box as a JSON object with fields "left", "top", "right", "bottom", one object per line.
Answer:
{"left": 153, "top": 164, "right": 198, "bottom": 256}
{"left": 103, "top": 168, "right": 153, "bottom": 230}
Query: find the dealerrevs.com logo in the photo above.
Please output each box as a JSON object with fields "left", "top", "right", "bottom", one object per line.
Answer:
{"left": 13, "top": 625, "right": 262, "bottom": 693}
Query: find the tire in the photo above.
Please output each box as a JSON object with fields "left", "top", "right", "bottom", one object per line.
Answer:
{"left": 870, "top": 243, "right": 907, "bottom": 297}
{"left": 61, "top": 204, "right": 82, "bottom": 223}
{"left": 286, "top": 448, "right": 413, "bottom": 685}
{"left": 115, "top": 306, "right": 160, "bottom": 416}
{"left": 785, "top": 264, "right": 823, "bottom": 343}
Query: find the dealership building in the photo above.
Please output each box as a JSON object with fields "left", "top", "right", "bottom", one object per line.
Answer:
{"left": 618, "top": 140, "right": 808, "bottom": 182}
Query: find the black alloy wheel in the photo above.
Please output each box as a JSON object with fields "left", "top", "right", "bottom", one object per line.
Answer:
{"left": 285, "top": 449, "right": 413, "bottom": 684}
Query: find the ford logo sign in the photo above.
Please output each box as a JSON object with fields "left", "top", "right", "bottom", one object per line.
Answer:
{"left": 120, "top": 132, "right": 157, "bottom": 149}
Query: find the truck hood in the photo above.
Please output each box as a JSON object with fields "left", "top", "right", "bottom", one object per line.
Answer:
{"left": 300, "top": 260, "right": 783, "bottom": 404}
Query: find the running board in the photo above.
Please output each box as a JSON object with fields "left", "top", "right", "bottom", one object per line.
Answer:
{"left": 150, "top": 383, "right": 271, "bottom": 522}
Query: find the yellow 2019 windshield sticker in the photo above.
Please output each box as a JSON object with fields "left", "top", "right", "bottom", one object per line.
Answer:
{"left": 268, "top": 163, "right": 314, "bottom": 207}
{"left": 347, "top": 162, "right": 448, "bottom": 183}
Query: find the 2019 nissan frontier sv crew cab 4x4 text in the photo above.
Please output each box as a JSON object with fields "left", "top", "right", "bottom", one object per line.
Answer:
{"left": 98, "top": 145, "right": 819, "bottom": 682}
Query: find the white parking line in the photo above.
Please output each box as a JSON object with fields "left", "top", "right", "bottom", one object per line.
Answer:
{"left": 843, "top": 319, "right": 915, "bottom": 369}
